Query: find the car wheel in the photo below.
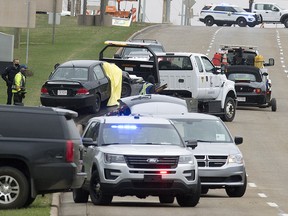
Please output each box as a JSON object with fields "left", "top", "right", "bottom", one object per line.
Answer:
{"left": 205, "top": 17, "right": 214, "bottom": 26}
{"left": 159, "top": 195, "right": 175, "bottom": 204}
{"left": 176, "top": 177, "right": 201, "bottom": 207}
{"left": 248, "top": 23, "right": 256, "bottom": 27}
{"left": 89, "top": 171, "right": 113, "bottom": 205}
{"left": 237, "top": 18, "right": 247, "bottom": 27}
{"left": 221, "top": 97, "right": 236, "bottom": 122}
{"left": 0, "top": 167, "right": 29, "bottom": 209}
{"left": 201, "top": 186, "right": 209, "bottom": 195}
{"left": 271, "top": 98, "right": 277, "bottom": 112}
{"left": 121, "top": 82, "right": 132, "bottom": 98}
{"left": 225, "top": 175, "right": 247, "bottom": 197}
{"left": 90, "top": 94, "right": 101, "bottom": 114}
{"left": 73, "top": 188, "right": 89, "bottom": 203}
{"left": 284, "top": 18, "right": 288, "bottom": 28}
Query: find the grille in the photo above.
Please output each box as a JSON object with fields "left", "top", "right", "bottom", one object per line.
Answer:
{"left": 195, "top": 155, "right": 227, "bottom": 167}
{"left": 125, "top": 155, "right": 179, "bottom": 169}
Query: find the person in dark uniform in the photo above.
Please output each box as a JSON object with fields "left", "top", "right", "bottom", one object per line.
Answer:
{"left": 1, "top": 59, "right": 21, "bottom": 105}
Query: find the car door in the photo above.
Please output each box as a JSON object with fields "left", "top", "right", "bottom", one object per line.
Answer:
{"left": 253, "top": 3, "right": 280, "bottom": 22}
{"left": 194, "top": 56, "right": 207, "bottom": 98}
{"left": 224, "top": 6, "right": 237, "bottom": 22}
{"left": 201, "top": 56, "right": 221, "bottom": 99}
{"left": 91, "top": 64, "right": 110, "bottom": 101}
{"left": 213, "top": 6, "right": 227, "bottom": 21}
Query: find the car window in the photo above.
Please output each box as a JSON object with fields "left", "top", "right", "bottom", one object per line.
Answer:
{"left": 201, "top": 57, "right": 214, "bottom": 73}
{"left": 102, "top": 124, "right": 183, "bottom": 145}
{"left": 171, "top": 119, "right": 232, "bottom": 143}
{"left": 93, "top": 65, "right": 105, "bottom": 80}
{"left": 83, "top": 121, "right": 100, "bottom": 142}
{"left": 227, "top": 73, "right": 257, "bottom": 82}
{"left": 202, "top": 5, "right": 212, "bottom": 10}
{"left": 51, "top": 67, "right": 88, "bottom": 81}
{"left": 158, "top": 56, "right": 192, "bottom": 70}
{"left": 195, "top": 56, "right": 203, "bottom": 72}
{"left": 214, "top": 6, "right": 225, "bottom": 11}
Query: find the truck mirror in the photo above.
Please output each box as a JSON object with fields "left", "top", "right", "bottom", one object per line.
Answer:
{"left": 114, "top": 53, "right": 121, "bottom": 58}
{"left": 82, "top": 138, "right": 97, "bottom": 147}
{"left": 185, "top": 139, "right": 198, "bottom": 149}
{"left": 264, "top": 58, "right": 274, "bottom": 66}
{"left": 234, "top": 136, "right": 243, "bottom": 145}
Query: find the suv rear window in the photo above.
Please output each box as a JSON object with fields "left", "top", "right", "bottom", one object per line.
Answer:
{"left": 202, "top": 5, "right": 212, "bottom": 10}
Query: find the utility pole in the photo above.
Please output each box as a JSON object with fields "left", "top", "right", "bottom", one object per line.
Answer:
{"left": 52, "top": 0, "right": 57, "bottom": 44}
{"left": 162, "top": 0, "right": 171, "bottom": 23}
{"left": 138, "top": 0, "right": 142, "bottom": 22}
{"left": 100, "top": 0, "right": 109, "bottom": 26}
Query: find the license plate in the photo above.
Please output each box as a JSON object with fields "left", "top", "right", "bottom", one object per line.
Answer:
{"left": 57, "top": 90, "right": 67, "bottom": 96}
{"left": 237, "top": 97, "right": 246, "bottom": 102}
{"left": 144, "top": 175, "right": 162, "bottom": 182}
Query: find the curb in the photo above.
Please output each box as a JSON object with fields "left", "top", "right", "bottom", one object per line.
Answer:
{"left": 50, "top": 193, "right": 61, "bottom": 216}
{"left": 128, "top": 24, "right": 169, "bottom": 40}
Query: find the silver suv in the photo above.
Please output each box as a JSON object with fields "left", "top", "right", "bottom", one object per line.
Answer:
{"left": 73, "top": 115, "right": 201, "bottom": 207}
{"left": 160, "top": 113, "right": 247, "bottom": 197}
{"left": 199, "top": 4, "right": 262, "bottom": 27}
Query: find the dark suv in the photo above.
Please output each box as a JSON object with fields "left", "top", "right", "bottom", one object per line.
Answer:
{"left": 0, "top": 105, "right": 86, "bottom": 209}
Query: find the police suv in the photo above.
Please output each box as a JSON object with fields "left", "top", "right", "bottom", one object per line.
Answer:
{"left": 199, "top": 4, "right": 262, "bottom": 27}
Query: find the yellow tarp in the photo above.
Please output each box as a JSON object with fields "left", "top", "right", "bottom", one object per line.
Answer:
{"left": 103, "top": 62, "right": 122, "bottom": 106}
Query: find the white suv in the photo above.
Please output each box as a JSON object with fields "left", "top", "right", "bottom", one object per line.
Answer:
{"left": 199, "top": 4, "right": 262, "bottom": 27}
{"left": 73, "top": 115, "right": 201, "bottom": 207}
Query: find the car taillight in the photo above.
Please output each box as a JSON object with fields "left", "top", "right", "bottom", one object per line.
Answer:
{"left": 66, "top": 140, "right": 74, "bottom": 162}
{"left": 41, "top": 87, "right": 48, "bottom": 94}
{"left": 160, "top": 171, "right": 167, "bottom": 174}
{"left": 76, "top": 88, "right": 89, "bottom": 95}
{"left": 254, "top": 88, "right": 261, "bottom": 94}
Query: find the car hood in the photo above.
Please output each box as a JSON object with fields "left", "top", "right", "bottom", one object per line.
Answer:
{"left": 192, "top": 142, "right": 241, "bottom": 156}
{"left": 100, "top": 144, "right": 192, "bottom": 156}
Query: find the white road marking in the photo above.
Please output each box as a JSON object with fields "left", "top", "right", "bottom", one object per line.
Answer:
{"left": 248, "top": 182, "right": 257, "bottom": 187}
{"left": 258, "top": 193, "right": 267, "bottom": 198}
{"left": 267, "top": 202, "right": 278, "bottom": 207}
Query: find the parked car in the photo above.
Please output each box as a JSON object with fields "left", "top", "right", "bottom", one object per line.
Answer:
{"left": 226, "top": 65, "right": 276, "bottom": 111}
{"left": 159, "top": 113, "right": 247, "bottom": 197}
{"left": 199, "top": 3, "right": 262, "bottom": 27}
{"left": 105, "top": 94, "right": 198, "bottom": 116}
{"left": 73, "top": 115, "right": 201, "bottom": 207}
{"left": 0, "top": 105, "right": 86, "bottom": 209}
{"left": 40, "top": 60, "right": 133, "bottom": 114}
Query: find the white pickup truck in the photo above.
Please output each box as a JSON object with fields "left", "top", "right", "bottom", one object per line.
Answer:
{"left": 249, "top": 2, "right": 288, "bottom": 27}
{"left": 157, "top": 52, "right": 237, "bottom": 122}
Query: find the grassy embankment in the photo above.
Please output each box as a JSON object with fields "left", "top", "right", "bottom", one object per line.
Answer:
{"left": 0, "top": 14, "right": 149, "bottom": 216}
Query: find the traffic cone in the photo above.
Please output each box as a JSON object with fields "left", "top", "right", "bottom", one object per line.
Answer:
{"left": 222, "top": 53, "right": 228, "bottom": 65}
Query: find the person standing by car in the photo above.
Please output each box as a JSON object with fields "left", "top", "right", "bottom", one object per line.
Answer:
{"left": 1, "top": 59, "right": 21, "bottom": 105}
{"left": 12, "top": 64, "right": 27, "bottom": 106}
{"left": 139, "top": 75, "right": 156, "bottom": 95}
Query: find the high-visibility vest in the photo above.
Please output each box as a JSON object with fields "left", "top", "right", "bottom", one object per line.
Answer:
{"left": 139, "top": 82, "right": 154, "bottom": 95}
{"left": 12, "top": 72, "right": 26, "bottom": 93}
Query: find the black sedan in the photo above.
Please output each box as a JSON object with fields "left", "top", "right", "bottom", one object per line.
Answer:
{"left": 226, "top": 65, "right": 276, "bottom": 111}
{"left": 40, "top": 60, "right": 111, "bottom": 114}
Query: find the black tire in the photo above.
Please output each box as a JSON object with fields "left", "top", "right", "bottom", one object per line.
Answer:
{"left": 73, "top": 188, "right": 89, "bottom": 203}
{"left": 90, "top": 94, "right": 101, "bottom": 114}
{"left": 221, "top": 97, "right": 236, "bottom": 122}
{"left": 201, "top": 187, "right": 209, "bottom": 195}
{"left": 89, "top": 171, "right": 113, "bottom": 205}
{"left": 159, "top": 195, "right": 175, "bottom": 204}
{"left": 216, "top": 23, "right": 224, "bottom": 26}
{"left": 284, "top": 18, "right": 288, "bottom": 28}
{"left": 271, "top": 98, "right": 277, "bottom": 112}
{"left": 248, "top": 23, "right": 256, "bottom": 27}
{"left": 237, "top": 18, "right": 247, "bottom": 27}
{"left": 225, "top": 175, "right": 247, "bottom": 197}
{"left": 205, "top": 17, "right": 214, "bottom": 26}
{"left": 176, "top": 177, "right": 201, "bottom": 207}
{"left": 121, "top": 82, "right": 132, "bottom": 98}
{"left": 0, "top": 167, "right": 29, "bottom": 209}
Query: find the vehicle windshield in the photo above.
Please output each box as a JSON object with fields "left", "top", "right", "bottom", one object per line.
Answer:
{"left": 50, "top": 67, "right": 89, "bottom": 81}
{"left": 123, "top": 46, "right": 164, "bottom": 57}
{"left": 102, "top": 123, "right": 183, "bottom": 146}
{"left": 170, "top": 119, "right": 233, "bottom": 143}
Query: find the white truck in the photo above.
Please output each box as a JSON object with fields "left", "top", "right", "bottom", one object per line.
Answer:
{"left": 157, "top": 52, "right": 237, "bottom": 122}
{"left": 99, "top": 41, "right": 237, "bottom": 122}
{"left": 248, "top": 2, "right": 288, "bottom": 27}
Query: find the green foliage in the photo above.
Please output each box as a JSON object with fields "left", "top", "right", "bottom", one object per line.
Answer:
{"left": 0, "top": 15, "right": 149, "bottom": 105}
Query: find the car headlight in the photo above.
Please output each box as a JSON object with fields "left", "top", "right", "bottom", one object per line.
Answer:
{"left": 179, "top": 155, "right": 195, "bottom": 164}
{"left": 104, "top": 153, "right": 125, "bottom": 164}
{"left": 228, "top": 154, "right": 243, "bottom": 164}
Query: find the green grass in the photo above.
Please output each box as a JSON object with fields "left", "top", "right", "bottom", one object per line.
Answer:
{"left": 0, "top": 15, "right": 149, "bottom": 215}
{"left": 0, "top": 15, "right": 150, "bottom": 105}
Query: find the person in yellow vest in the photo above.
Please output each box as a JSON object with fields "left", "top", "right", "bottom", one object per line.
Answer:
{"left": 139, "top": 75, "right": 156, "bottom": 95}
{"left": 12, "top": 64, "right": 27, "bottom": 106}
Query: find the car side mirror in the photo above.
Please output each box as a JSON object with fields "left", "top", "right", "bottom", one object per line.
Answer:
{"left": 262, "top": 72, "right": 268, "bottom": 76}
{"left": 264, "top": 58, "right": 274, "bottom": 66}
{"left": 212, "top": 67, "right": 221, "bottom": 75}
{"left": 82, "top": 137, "right": 97, "bottom": 147}
{"left": 234, "top": 136, "right": 243, "bottom": 145}
{"left": 185, "top": 139, "right": 198, "bottom": 149}
{"left": 114, "top": 53, "right": 121, "bottom": 59}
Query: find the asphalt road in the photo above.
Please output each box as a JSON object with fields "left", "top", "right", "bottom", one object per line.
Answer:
{"left": 58, "top": 24, "right": 288, "bottom": 216}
